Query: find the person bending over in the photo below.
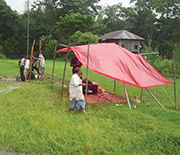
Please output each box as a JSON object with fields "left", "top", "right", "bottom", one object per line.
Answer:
{"left": 68, "top": 67, "right": 89, "bottom": 114}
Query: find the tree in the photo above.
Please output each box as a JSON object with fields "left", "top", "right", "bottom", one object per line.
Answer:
{"left": 96, "top": 3, "right": 130, "bottom": 32}
{"left": 33, "top": 0, "right": 101, "bottom": 21}
{"left": 55, "top": 13, "right": 103, "bottom": 44}
{"left": 39, "top": 35, "right": 56, "bottom": 59}
{"left": 130, "top": 0, "right": 180, "bottom": 57}
{"left": 71, "top": 31, "right": 99, "bottom": 46}
{"left": 0, "top": 0, "right": 19, "bottom": 48}
{"left": 128, "top": 0, "right": 158, "bottom": 55}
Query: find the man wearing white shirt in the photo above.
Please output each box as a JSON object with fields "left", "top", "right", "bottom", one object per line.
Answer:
{"left": 24, "top": 57, "right": 30, "bottom": 82}
{"left": 34, "top": 53, "right": 46, "bottom": 78}
{"left": 68, "top": 67, "right": 89, "bottom": 114}
{"left": 20, "top": 55, "right": 27, "bottom": 81}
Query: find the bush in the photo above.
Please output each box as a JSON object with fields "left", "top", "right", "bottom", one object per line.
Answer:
{"left": 0, "top": 53, "right": 7, "bottom": 59}
{"left": 146, "top": 48, "right": 174, "bottom": 77}
{"left": 71, "top": 31, "right": 99, "bottom": 46}
{"left": 149, "top": 55, "right": 173, "bottom": 77}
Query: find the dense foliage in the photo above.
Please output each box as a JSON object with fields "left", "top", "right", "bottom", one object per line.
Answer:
{"left": 1, "top": 0, "right": 180, "bottom": 59}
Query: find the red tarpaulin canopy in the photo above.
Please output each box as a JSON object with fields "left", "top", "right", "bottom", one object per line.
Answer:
{"left": 56, "top": 43, "right": 172, "bottom": 88}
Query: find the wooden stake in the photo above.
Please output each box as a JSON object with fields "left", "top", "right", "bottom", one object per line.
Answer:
{"left": 29, "top": 39, "right": 36, "bottom": 80}
{"left": 172, "top": 55, "right": 177, "bottom": 110}
{"left": 38, "top": 40, "right": 41, "bottom": 79}
{"left": 114, "top": 80, "right": 116, "bottom": 92}
{"left": 123, "top": 83, "right": 131, "bottom": 109}
{"left": 40, "top": 30, "right": 52, "bottom": 51}
{"left": 140, "top": 88, "right": 143, "bottom": 100}
{"left": 30, "top": 71, "right": 55, "bottom": 83}
{"left": 146, "top": 88, "right": 164, "bottom": 108}
{"left": 51, "top": 41, "right": 57, "bottom": 91}
{"left": 61, "top": 36, "right": 71, "bottom": 97}
{"left": 85, "top": 44, "right": 90, "bottom": 107}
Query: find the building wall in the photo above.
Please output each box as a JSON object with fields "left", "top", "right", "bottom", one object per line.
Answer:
{"left": 99, "top": 39, "right": 143, "bottom": 53}
{"left": 119, "top": 40, "right": 141, "bottom": 53}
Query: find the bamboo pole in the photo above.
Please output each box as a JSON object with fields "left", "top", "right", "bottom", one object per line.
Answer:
{"left": 85, "top": 44, "right": 90, "bottom": 106}
{"left": 51, "top": 41, "right": 57, "bottom": 91}
{"left": 140, "top": 88, "right": 143, "bottom": 100}
{"left": 114, "top": 80, "right": 116, "bottom": 92}
{"left": 172, "top": 55, "right": 177, "bottom": 110}
{"left": 27, "top": 0, "right": 29, "bottom": 55}
{"left": 40, "top": 30, "right": 52, "bottom": 51}
{"left": 38, "top": 40, "right": 41, "bottom": 79}
{"left": 30, "top": 71, "right": 55, "bottom": 83}
{"left": 123, "top": 83, "right": 131, "bottom": 109}
{"left": 29, "top": 39, "right": 36, "bottom": 80}
{"left": 146, "top": 88, "right": 164, "bottom": 108}
{"left": 61, "top": 36, "right": 71, "bottom": 97}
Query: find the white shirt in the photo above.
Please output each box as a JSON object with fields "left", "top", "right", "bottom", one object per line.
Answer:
{"left": 38, "top": 54, "right": 45, "bottom": 67}
{"left": 69, "top": 73, "right": 84, "bottom": 101}
{"left": 24, "top": 59, "right": 30, "bottom": 69}
{"left": 21, "top": 58, "right": 25, "bottom": 66}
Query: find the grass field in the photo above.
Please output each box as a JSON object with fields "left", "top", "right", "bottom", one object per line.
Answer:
{"left": 0, "top": 59, "right": 180, "bottom": 154}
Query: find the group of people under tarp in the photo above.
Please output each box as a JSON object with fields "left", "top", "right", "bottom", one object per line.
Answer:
{"left": 20, "top": 53, "right": 46, "bottom": 82}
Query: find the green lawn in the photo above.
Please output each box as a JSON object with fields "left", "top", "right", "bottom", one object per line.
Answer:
{"left": 0, "top": 59, "right": 179, "bottom": 154}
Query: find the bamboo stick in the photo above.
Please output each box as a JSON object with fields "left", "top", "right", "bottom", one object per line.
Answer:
{"left": 114, "top": 80, "right": 116, "bottom": 92}
{"left": 140, "top": 88, "right": 143, "bottom": 100}
{"left": 123, "top": 83, "right": 131, "bottom": 109}
{"left": 40, "top": 30, "right": 51, "bottom": 51}
{"left": 38, "top": 40, "right": 41, "bottom": 79}
{"left": 51, "top": 41, "right": 57, "bottom": 91}
{"left": 61, "top": 36, "right": 71, "bottom": 97}
{"left": 85, "top": 44, "right": 90, "bottom": 107}
{"left": 172, "top": 55, "right": 177, "bottom": 110}
{"left": 30, "top": 71, "right": 55, "bottom": 83}
{"left": 29, "top": 39, "right": 36, "bottom": 80}
{"left": 146, "top": 88, "right": 164, "bottom": 108}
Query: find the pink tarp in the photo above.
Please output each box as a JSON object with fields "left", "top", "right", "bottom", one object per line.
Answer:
{"left": 56, "top": 43, "right": 172, "bottom": 88}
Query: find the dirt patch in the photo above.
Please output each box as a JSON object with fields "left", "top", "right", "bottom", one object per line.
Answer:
{"left": 0, "top": 75, "right": 21, "bottom": 84}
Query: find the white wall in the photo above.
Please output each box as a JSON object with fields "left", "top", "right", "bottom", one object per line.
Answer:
{"left": 118, "top": 40, "right": 141, "bottom": 52}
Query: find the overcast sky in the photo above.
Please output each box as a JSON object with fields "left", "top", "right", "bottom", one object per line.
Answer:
{"left": 5, "top": 0, "right": 131, "bottom": 14}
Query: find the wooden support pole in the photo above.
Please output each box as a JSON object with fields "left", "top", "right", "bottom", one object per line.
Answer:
{"left": 114, "top": 80, "right": 116, "bottom": 92}
{"left": 40, "top": 30, "right": 52, "bottom": 51}
{"left": 140, "top": 88, "right": 143, "bottom": 100}
{"left": 146, "top": 88, "right": 164, "bottom": 108}
{"left": 51, "top": 41, "right": 57, "bottom": 91}
{"left": 123, "top": 83, "right": 131, "bottom": 109}
{"left": 38, "top": 40, "right": 41, "bottom": 78}
{"left": 85, "top": 44, "right": 90, "bottom": 106}
{"left": 61, "top": 36, "right": 71, "bottom": 97}
{"left": 29, "top": 39, "right": 36, "bottom": 80}
{"left": 30, "top": 71, "right": 55, "bottom": 83}
{"left": 172, "top": 55, "right": 177, "bottom": 110}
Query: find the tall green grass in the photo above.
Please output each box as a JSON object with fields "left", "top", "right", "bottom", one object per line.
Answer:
{"left": 0, "top": 59, "right": 179, "bottom": 154}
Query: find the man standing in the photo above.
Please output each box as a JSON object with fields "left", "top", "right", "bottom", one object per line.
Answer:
{"left": 24, "top": 56, "right": 30, "bottom": 82}
{"left": 68, "top": 67, "right": 89, "bottom": 114}
{"left": 34, "top": 53, "right": 45, "bottom": 78}
{"left": 70, "top": 56, "right": 82, "bottom": 74}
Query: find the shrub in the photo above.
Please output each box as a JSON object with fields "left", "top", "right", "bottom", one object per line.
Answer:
{"left": 0, "top": 53, "right": 7, "bottom": 59}
{"left": 146, "top": 47, "right": 175, "bottom": 77}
